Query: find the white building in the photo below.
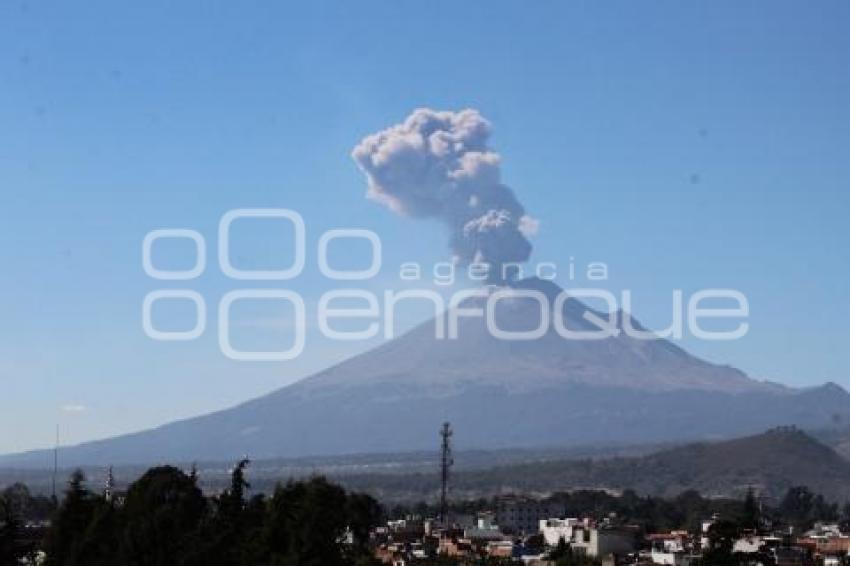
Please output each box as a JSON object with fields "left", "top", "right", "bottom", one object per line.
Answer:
{"left": 538, "top": 516, "right": 635, "bottom": 558}
{"left": 569, "top": 527, "right": 635, "bottom": 558}
{"left": 649, "top": 549, "right": 698, "bottom": 565}
{"left": 539, "top": 518, "right": 584, "bottom": 546}
{"left": 732, "top": 535, "right": 764, "bottom": 554}
{"left": 495, "top": 497, "right": 566, "bottom": 534}
{"left": 464, "top": 514, "right": 504, "bottom": 542}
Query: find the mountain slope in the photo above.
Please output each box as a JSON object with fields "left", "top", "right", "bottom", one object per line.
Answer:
{"left": 2, "top": 278, "right": 848, "bottom": 467}
{"left": 336, "top": 428, "right": 850, "bottom": 502}
{"left": 301, "top": 277, "right": 775, "bottom": 395}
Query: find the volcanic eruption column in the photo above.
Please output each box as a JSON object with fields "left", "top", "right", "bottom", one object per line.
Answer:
{"left": 352, "top": 108, "right": 538, "bottom": 283}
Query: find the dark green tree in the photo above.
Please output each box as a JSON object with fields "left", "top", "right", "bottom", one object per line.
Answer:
{"left": 777, "top": 485, "right": 837, "bottom": 531}
{"left": 702, "top": 518, "right": 740, "bottom": 566}
{"left": 239, "top": 493, "right": 270, "bottom": 565}
{"left": 73, "top": 501, "right": 121, "bottom": 566}
{"left": 187, "top": 458, "right": 254, "bottom": 565}
{"left": 0, "top": 494, "right": 25, "bottom": 564}
{"left": 346, "top": 491, "right": 383, "bottom": 556}
{"left": 118, "top": 465, "right": 207, "bottom": 565}
{"left": 222, "top": 459, "right": 251, "bottom": 517}
{"left": 264, "top": 476, "right": 350, "bottom": 566}
{"left": 43, "top": 469, "right": 98, "bottom": 566}
{"left": 741, "top": 487, "right": 760, "bottom": 530}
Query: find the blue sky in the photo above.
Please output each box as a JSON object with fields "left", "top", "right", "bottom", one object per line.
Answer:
{"left": 0, "top": 1, "right": 848, "bottom": 454}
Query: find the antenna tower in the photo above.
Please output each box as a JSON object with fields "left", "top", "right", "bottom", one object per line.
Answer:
{"left": 439, "top": 422, "right": 453, "bottom": 527}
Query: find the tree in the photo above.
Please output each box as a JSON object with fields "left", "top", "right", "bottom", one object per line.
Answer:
{"left": 702, "top": 518, "right": 740, "bottom": 566}
{"left": 43, "top": 469, "right": 98, "bottom": 566}
{"left": 118, "top": 465, "right": 207, "bottom": 565}
{"left": 741, "top": 487, "right": 760, "bottom": 530}
{"left": 0, "top": 494, "right": 25, "bottom": 564}
{"left": 222, "top": 458, "right": 251, "bottom": 517}
{"left": 777, "top": 485, "right": 837, "bottom": 531}
{"left": 780, "top": 485, "right": 814, "bottom": 530}
{"left": 73, "top": 502, "right": 120, "bottom": 566}
{"left": 37, "top": 464, "right": 385, "bottom": 566}
{"left": 239, "top": 493, "right": 270, "bottom": 565}
{"left": 187, "top": 458, "right": 254, "bottom": 565}
{"left": 346, "top": 491, "right": 383, "bottom": 556}
{"left": 264, "top": 476, "right": 351, "bottom": 566}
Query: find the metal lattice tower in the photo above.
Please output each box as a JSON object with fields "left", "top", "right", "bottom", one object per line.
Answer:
{"left": 105, "top": 466, "right": 115, "bottom": 503}
{"left": 439, "top": 422, "right": 453, "bottom": 527}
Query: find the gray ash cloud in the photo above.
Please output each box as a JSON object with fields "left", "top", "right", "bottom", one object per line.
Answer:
{"left": 352, "top": 108, "right": 537, "bottom": 282}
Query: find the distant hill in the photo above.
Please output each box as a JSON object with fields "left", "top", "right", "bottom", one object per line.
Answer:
{"left": 6, "top": 429, "right": 848, "bottom": 505}
{"left": 335, "top": 428, "right": 850, "bottom": 503}
{"left": 2, "top": 278, "right": 849, "bottom": 467}
{"left": 813, "top": 426, "right": 850, "bottom": 460}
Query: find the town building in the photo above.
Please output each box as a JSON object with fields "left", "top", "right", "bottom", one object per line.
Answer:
{"left": 495, "top": 496, "right": 566, "bottom": 534}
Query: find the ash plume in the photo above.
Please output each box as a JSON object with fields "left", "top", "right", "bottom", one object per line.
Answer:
{"left": 352, "top": 108, "right": 537, "bottom": 282}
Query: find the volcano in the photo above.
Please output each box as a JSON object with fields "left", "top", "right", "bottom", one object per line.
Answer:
{"left": 3, "top": 278, "right": 847, "bottom": 467}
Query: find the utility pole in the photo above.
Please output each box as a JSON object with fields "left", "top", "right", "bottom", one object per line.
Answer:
{"left": 439, "top": 422, "right": 453, "bottom": 528}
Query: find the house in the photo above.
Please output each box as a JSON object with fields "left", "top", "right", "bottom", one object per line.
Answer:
{"left": 568, "top": 525, "right": 636, "bottom": 559}
{"left": 649, "top": 549, "right": 699, "bottom": 565}
{"left": 733, "top": 535, "right": 765, "bottom": 553}
{"left": 464, "top": 513, "right": 504, "bottom": 542}
{"left": 539, "top": 517, "right": 584, "bottom": 546}
{"left": 495, "top": 496, "right": 566, "bottom": 534}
